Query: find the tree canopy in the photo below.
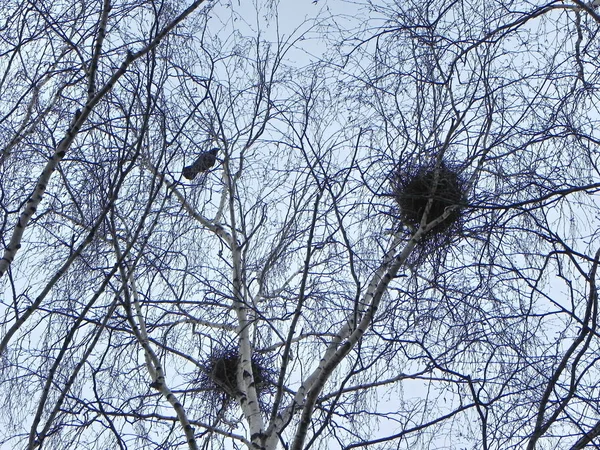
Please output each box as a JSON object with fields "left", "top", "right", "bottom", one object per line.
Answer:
{"left": 2, "top": 1, "right": 600, "bottom": 449}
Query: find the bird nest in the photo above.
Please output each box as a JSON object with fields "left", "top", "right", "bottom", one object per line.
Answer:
{"left": 392, "top": 162, "right": 467, "bottom": 239}
{"left": 198, "top": 347, "right": 274, "bottom": 412}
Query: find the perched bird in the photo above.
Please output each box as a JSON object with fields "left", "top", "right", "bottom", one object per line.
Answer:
{"left": 182, "top": 148, "right": 219, "bottom": 180}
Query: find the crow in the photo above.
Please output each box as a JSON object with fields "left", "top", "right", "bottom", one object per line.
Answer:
{"left": 182, "top": 148, "right": 219, "bottom": 180}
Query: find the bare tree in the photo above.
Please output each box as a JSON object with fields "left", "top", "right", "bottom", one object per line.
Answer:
{"left": 2, "top": 1, "right": 600, "bottom": 449}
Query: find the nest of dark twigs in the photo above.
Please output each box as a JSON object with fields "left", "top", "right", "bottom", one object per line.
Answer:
{"left": 199, "top": 347, "right": 274, "bottom": 412}
{"left": 392, "top": 162, "right": 467, "bottom": 239}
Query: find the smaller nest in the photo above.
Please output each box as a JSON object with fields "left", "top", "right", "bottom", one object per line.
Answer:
{"left": 392, "top": 162, "right": 467, "bottom": 238}
{"left": 199, "top": 347, "right": 274, "bottom": 412}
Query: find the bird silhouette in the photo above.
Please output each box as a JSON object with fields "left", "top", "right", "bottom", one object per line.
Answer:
{"left": 182, "top": 148, "right": 219, "bottom": 180}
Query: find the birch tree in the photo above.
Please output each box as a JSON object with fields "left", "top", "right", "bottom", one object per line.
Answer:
{"left": 2, "top": 1, "right": 600, "bottom": 450}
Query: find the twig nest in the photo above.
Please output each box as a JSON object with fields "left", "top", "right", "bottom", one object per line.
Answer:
{"left": 392, "top": 162, "right": 467, "bottom": 237}
{"left": 199, "top": 347, "right": 273, "bottom": 407}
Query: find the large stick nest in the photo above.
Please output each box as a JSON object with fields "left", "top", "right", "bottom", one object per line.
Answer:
{"left": 198, "top": 347, "right": 274, "bottom": 411}
{"left": 392, "top": 162, "right": 467, "bottom": 238}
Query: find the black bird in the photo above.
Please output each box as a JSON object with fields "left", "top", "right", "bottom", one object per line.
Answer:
{"left": 182, "top": 148, "right": 219, "bottom": 180}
